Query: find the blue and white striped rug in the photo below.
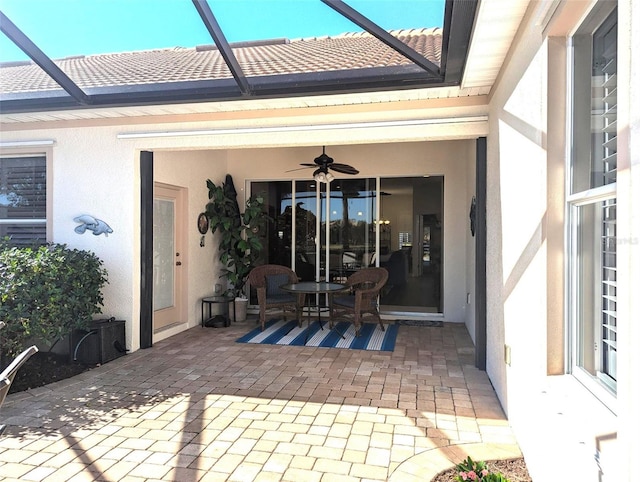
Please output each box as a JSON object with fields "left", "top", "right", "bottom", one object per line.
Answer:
{"left": 236, "top": 319, "right": 398, "bottom": 351}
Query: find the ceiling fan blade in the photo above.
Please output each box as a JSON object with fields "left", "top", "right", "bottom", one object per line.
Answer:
{"left": 284, "top": 165, "right": 315, "bottom": 172}
{"left": 330, "top": 163, "right": 359, "bottom": 175}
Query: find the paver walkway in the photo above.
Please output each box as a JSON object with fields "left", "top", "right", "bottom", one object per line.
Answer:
{"left": 0, "top": 319, "right": 521, "bottom": 481}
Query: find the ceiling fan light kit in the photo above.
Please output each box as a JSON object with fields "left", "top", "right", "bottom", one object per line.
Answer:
{"left": 313, "top": 168, "right": 335, "bottom": 183}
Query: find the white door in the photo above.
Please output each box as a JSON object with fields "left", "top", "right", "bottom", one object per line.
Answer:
{"left": 153, "top": 183, "right": 186, "bottom": 331}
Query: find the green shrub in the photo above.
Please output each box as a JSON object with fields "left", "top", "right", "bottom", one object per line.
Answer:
{"left": 0, "top": 243, "right": 108, "bottom": 364}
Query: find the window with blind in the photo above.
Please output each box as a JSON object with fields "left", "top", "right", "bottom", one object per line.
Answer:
{"left": 569, "top": 4, "right": 618, "bottom": 399}
{"left": 0, "top": 155, "right": 47, "bottom": 246}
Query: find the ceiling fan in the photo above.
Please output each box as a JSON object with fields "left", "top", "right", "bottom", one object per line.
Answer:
{"left": 288, "top": 147, "right": 359, "bottom": 182}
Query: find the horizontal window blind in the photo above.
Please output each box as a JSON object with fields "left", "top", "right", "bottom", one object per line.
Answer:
{"left": 0, "top": 155, "right": 47, "bottom": 245}
{"left": 594, "top": 16, "right": 617, "bottom": 386}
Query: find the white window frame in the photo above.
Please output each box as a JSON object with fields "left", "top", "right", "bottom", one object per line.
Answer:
{"left": 566, "top": 2, "right": 618, "bottom": 411}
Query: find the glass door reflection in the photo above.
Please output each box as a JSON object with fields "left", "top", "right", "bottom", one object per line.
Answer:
{"left": 323, "top": 178, "right": 376, "bottom": 282}
{"left": 252, "top": 178, "right": 376, "bottom": 283}
{"left": 251, "top": 176, "right": 443, "bottom": 315}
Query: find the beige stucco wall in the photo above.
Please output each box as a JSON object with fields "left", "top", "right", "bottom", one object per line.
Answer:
{"left": 0, "top": 125, "right": 142, "bottom": 352}
{"left": 487, "top": 19, "right": 551, "bottom": 413}
{"left": 487, "top": 1, "right": 638, "bottom": 480}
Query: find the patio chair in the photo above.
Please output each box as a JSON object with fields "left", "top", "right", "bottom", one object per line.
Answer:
{"left": 248, "top": 264, "right": 304, "bottom": 331}
{"left": 0, "top": 345, "right": 39, "bottom": 436}
{"left": 330, "top": 267, "right": 389, "bottom": 336}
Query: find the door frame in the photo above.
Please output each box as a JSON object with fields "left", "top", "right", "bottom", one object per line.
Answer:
{"left": 153, "top": 182, "right": 188, "bottom": 333}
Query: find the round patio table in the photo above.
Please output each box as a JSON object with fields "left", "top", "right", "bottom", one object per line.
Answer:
{"left": 280, "top": 281, "right": 347, "bottom": 344}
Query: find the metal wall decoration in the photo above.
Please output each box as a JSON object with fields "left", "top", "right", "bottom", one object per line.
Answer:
{"left": 197, "top": 212, "right": 209, "bottom": 234}
{"left": 74, "top": 215, "right": 113, "bottom": 237}
{"left": 198, "top": 212, "right": 209, "bottom": 247}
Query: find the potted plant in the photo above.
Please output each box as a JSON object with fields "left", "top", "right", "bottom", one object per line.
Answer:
{"left": 204, "top": 175, "right": 267, "bottom": 321}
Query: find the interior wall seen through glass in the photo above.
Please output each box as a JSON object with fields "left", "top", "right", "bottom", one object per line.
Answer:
{"left": 379, "top": 176, "right": 443, "bottom": 313}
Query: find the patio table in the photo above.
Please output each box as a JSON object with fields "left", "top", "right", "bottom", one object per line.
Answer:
{"left": 280, "top": 281, "right": 347, "bottom": 344}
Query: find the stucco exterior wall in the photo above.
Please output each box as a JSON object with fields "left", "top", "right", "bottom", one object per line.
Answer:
{"left": 487, "top": 1, "right": 638, "bottom": 480}
{"left": 487, "top": 22, "right": 550, "bottom": 413}
{"left": 0, "top": 126, "right": 142, "bottom": 351}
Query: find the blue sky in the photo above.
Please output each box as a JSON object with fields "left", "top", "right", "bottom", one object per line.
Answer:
{"left": 0, "top": 0, "right": 444, "bottom": 62}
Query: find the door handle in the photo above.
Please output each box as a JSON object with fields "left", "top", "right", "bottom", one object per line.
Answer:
{"left": 176, "top": 261, "right": 182, "bottom": 266}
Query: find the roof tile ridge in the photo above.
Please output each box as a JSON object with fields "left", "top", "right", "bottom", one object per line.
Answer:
{"left": 291, "top": 26, "right": 441, "bottom": 42}
{"left": 54, "top": 46, "right": 189, "bottom": 62}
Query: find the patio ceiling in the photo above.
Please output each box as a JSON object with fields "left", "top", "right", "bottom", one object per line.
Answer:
{"left": 0, "top": 0, "right": 532, "bottom": 124}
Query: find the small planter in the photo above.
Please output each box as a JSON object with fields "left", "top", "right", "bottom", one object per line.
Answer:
{"left": 234, "top": 297, "right": 248, "bottom": 322}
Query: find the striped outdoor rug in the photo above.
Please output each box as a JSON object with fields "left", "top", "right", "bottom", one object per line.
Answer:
{"left": 236, "top": 318, "right": 398, "bottom": 351}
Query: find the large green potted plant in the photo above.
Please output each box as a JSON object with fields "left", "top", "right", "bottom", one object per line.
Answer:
{"left": 205, "top": 175, "right": 267, "bottom": 320}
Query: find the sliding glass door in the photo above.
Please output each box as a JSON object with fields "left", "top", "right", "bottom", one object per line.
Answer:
{"left": 378, "top": 176, "right": 443, "bottom": 313}
{"left": 251, "top": 178, "right": 375, "bottom": 283}
{"left": 321, "top": 178, "right": 376, "bottom": 282}
{"left": 250, "top": 175, "right": 443, "bottom": 314}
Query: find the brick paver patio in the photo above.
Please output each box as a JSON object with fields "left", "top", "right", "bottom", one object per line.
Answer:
{"left": 0, "top": 319, "right": 521, "bottom": 481}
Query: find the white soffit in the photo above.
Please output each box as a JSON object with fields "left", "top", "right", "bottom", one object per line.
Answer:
{"left": 462, "top": 0, "right": 531, "bottom": 89}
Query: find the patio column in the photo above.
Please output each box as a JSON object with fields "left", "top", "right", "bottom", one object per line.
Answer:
{"left": 140, "top": 150, "right": 153, "bottom": 349}
{"left": 475, "top": 137, "right": 487, "bottom": 370}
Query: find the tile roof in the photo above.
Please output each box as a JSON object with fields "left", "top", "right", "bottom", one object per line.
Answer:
{"left": 0, "top": 28, "right": 441, "bottom": 95}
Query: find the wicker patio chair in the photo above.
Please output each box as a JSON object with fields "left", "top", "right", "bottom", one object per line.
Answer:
{"left": 248, "top": 264, "right": 304, "bottom": 331}
{"left": 330, "top": 267, "right": 389, "bottom": 336}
